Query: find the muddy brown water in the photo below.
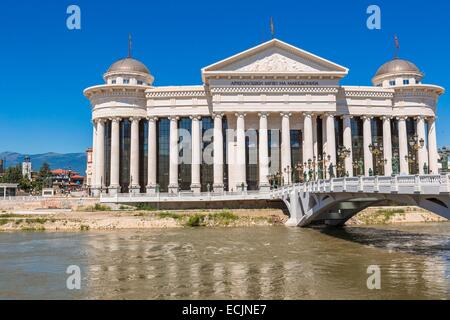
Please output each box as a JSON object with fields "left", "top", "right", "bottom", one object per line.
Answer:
{"left": 0, "top": 223, "right": 448, "bottom": 299}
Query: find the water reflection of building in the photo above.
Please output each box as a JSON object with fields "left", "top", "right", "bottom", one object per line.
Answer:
{"left": 82, "top": 231, "right": 449, "bottom": 299}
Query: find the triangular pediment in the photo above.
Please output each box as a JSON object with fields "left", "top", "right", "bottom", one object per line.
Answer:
{"left": 202, "top": 39, "right": 348, "bottom": 81}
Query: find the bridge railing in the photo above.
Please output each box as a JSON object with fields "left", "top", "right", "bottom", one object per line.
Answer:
{"left": 272, "top": 174, "right": 450, "bottom": 196}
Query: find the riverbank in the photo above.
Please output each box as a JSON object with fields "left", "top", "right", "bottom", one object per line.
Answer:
{"left": 0, "top": 204, "right": 447, "bottom": 231}
{"left": 0, "top": 208, "right": 287, "bottom": 231}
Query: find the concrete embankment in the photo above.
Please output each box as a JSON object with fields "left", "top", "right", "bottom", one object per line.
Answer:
{"left": 0, "top": 197, "right": 447, "bottom": 231}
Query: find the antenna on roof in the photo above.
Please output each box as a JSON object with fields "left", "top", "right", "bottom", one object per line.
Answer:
{"left": 128, "top": 33, "right": 132, "bottom": 58}
{"left": 394, "top": 35, "right": 400, "bottom": 59}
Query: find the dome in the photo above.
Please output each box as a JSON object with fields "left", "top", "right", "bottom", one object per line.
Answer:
{"left": 374, "top": 58, "right": 422, "bottom": 78}
{"left": 106, "top": 57, "right": 150, "bottom": 74}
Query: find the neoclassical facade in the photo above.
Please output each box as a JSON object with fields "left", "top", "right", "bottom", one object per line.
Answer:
{"left": 84, "top": 39, "right": 444, "bottom": 196}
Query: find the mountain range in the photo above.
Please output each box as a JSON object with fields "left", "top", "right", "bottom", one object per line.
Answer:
{"left": 0, "top": 152, "right": 87, "bottom": 176}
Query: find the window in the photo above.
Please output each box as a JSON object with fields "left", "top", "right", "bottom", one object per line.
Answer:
{"left": 157, "top": 119, "right": 170, "bottom": 192}
{"left": 137, "top": 80, "right": 144, "bottom": 85}
{"left": 403, "top": 79, "right": 410, "bottom": 85}
{"left": 201, "top": 117, "right": 214, "bottom": 192}
{"left": 111, "top": 79, "right": 116, "bottom": 84}
{"left": 389, "top": 80, "right": 396, "bottom": 86}
{"left": 123, "top": 79, "right": 130, "bottom": 84}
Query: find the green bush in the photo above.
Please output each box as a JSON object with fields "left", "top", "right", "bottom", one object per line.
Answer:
{"left": 21, "top": 226, "right": 46, "bottom": 232}
{"left": 94, "top": 204, "right": 111, "bottom": 211}
{"left": 134, "top": 203, "right": 156, "bottom": 211}
{"left": 157, "top": 212, "right": 183, "bottom": 220}
{"left": 185, "top": 214, "right": 204, "bottom": 227}
{"left": 213, "top": 210, "right": 238, "bottom": 220}
{"left": 26, "top": 218, "right": 48, "bottom": 224}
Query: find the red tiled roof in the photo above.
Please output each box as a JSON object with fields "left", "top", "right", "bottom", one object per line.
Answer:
{"left": 51, "top": 169, "right": 80, "bottom": 175}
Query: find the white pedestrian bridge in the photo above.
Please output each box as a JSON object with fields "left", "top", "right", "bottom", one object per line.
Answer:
{"left": 100, "top": 174, "right": 450, "bottom": 227}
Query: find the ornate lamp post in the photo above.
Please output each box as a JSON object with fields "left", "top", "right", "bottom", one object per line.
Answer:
{"left": 322, "top": 152, "right": 331, "bottom": 179}
{"left": 311, "top": 156, "right": 317, "bottom": 181}
{"left": 283, "top": 165, "right": 293, "bottom": 185}
{"left": 392, "top": 151, "right": 400, "bottom": 176}
{"left": 317, "top": 155, "right": 324, "bottom": 180}
{"left": 305, "top": 158, "right": 314, "bottom": 182}
{"left": 275, "top": 171, "right": 282, "bottom": 187}
{"left": 407, "top": 134, "right": 425, "bottom": 174}
{"left": 295, "top": 162, "right": 304, "bottom": 183}
{"left": 337, "top": 146, "right": 351, "bottom": 177}
{"left": 368, "top": 140, "right": 384, "bottom": 176}
{"left": 438, "top": 147, "right": 450, "bottom": 173}
{"left": 352, "top": 161, "right": 359, "bottom": 177}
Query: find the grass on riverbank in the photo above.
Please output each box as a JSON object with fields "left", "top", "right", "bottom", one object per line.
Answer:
{"left": 134, "top": 209, "right": 253, "bottom": 227}
{"left": 353, "top": 208, "right": 407, "bottom": 225}
{"left": 79, "top": 204, "right": 112, "bottom": 212}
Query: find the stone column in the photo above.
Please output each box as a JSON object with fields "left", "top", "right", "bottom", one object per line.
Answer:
{"left": 281, "top": 113, "right": 292, "bottom": 185}
{"left": 398, "top": 116, "right": 409, "bottom": 174}
{"left": 129, "top": 117, "right": 140, "bottom": 194}
{"left": 312, "top": 114, "right": 318, "bottom": 160}
{"left": 362, "top": 115, "right": 373, "bottom": 176}
{"left": 235, "top": 113, "right": 247, "bottom": 191}
{"left": 258, "top": 113, "right": 270, "bottom": 191}
{"left": 95, "top": 119, "right": 106, "bottom": 196}
{"left": 147, "top": 117, "right": 158, "bottom": 194}
{"left": 303, "top": 113, "right": 314, "bottom": 165}
{"left": 326, "top": 114, "right": 337, "bottom": 177}
{"left": 322, "top": 115, "right": 328, "bottom": 159}
{"left": 109, "top": 117, "right": 121, "bottom": 195}
{"left": 191, "top": 116, "right": 202, "bottom": 193}
{"left": 91, "top": 121, "right": 97, "bottom": 191}
{"left": 168, "top": 116, "right": 179, "bottom": 193}
{"left": 416, "top": 116, "right": 428, "bottom": 174}
{"left": 428, "top": 117, "right": 439, "bottom": 174}
{"left": 343, "top": 115, "right": 353, "bottom": 177}
{"left": 213, "top": 114, "right": 224, "bottom": 192}
{"left": 382, "top": 116, "right": 393, "bottom": 176}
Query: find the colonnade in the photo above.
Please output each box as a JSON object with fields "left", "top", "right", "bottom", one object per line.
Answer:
{"left": 91, "top": 113, "right": 439, "bottom": 195}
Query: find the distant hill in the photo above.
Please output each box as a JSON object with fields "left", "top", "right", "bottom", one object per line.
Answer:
{"left": 0, "top": 152, "right": 86, "bottom": 176}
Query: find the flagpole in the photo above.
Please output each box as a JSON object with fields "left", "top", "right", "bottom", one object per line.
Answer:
{"left": 128, "top": 34, "right": 132, "bottom": 58}
{"left": 270, "top": 17, "right": 275, "bottom": 39}
{"left": 394, "top": 35, "right": 400, "bottom": 59}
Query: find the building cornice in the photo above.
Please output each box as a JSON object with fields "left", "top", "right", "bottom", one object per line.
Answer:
{"left": 341, "top": 86, "right": 395, "bottom": 99}
{"left": 392, "top": 84, "right": 445, "bottom": 96}
{"left": 146, "top": 86, "right": 206, "bottom": 98}
{"left": 84, "top": 84, "right": 149, "bottom": 99}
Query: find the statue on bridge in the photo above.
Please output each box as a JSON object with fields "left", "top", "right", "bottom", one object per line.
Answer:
{"left": 328, "top": 163, "right": 335, "bottom": 179}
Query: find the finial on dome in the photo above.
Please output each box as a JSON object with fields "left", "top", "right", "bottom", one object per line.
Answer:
{"left": 128, "top": 33, "right": 132, "bottom": 58}
{"left": 394, "top": 35, "right": 400, "bottom": 59}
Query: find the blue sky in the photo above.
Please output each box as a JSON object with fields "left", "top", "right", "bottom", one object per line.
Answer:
{"left": 0, "top": 0, "right": 449, "bottom": 154}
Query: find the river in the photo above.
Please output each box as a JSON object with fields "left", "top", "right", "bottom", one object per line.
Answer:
{"left": 0, "top": 223, "right": 449, "bottom": 299}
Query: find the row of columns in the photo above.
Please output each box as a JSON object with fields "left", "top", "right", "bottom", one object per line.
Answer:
{"left": 91, "top": 114, "right": 439, "bottom": 195}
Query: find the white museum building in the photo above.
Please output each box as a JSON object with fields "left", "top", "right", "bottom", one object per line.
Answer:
{"left": 84, "top": 39, "right": 444, "bottom": 196}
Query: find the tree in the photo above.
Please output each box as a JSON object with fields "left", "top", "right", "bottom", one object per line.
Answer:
{"left": 0, "top": 165, "right": 23, "bottom": 184}
{"left": 32, "top": 163, "right": 53, "bottom": 193}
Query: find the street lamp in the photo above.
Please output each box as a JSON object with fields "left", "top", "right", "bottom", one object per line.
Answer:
{"left": 407, "top": 134, "right": 424, "bottom": 174}
{"left": 322, "top": 152, "right": 332, "bottom": 179}
{"left": 337, "top": 146, "right": 351, "bottom": 177}
{"left": 283, "top": 165, "right": 292, "bottom": 185}
{"left": 368, "top": 140, "right": 384, "bottom": 176}
{"left": 295, "top": 162, "right": 304, "bottom": 183}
